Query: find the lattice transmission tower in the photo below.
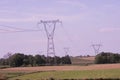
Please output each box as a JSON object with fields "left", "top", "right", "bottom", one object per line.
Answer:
{"left": 64, "top": 47, "right": 69, "bottom": 56}
{"left": 38, "top": 19, "right": 61, "bottom": 64}
{"left": 92, "top": 44, "right": 102, "bottom": 56}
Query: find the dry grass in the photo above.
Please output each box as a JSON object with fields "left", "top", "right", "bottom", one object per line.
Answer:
{"left": 0, "top": 73, "right": 6, "bottom": 80}
{"left": 71, "top": 56, "right": 95, "bottom": 65}
{"left": 0, "top": 64, "right": 120, "bottom": 80}
{"left": 81, "top": 56, "right": 95, "bottom": 60}
{"left": 0, "top": 64, "right": 120, "bottom": 73}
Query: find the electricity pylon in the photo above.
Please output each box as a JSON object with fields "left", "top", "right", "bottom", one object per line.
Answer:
{"left": 92, "top": 44, "right": 102, "bottom": 56}
{"left": 38, "top": 19, "right": 61, "bottom": 65}
{"left": 64, "top": 47, "right": 69, "bottom": 56}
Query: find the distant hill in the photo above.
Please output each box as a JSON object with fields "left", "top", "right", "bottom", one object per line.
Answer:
{"left": 70, "top": 56, "right": 95, "bottom": 65}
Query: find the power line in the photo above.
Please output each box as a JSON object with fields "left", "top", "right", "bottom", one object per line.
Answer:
{"left": 0, "top": 28, "right": 11, "bottom": 32}
{"left": 0, "top": 24, "right": 40, "bottom": 33}
{"left": 0, "top": 29, "right": 40, "bottom": 33}
{"left": 60, "top": 23, "right": 73, "bottom": 43}
{"left": 0, "top": 25, "right": 27, "bottom": 30}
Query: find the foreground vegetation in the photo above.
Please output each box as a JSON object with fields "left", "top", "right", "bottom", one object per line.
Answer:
{"left": 0, "top": 53, "right": 71, "bottom": 67}
{"left": 95, "top": 52, "right": 120, "bottom": 64}
{"left": 0, "top": 52, "right": 120, "bottom": 80}
{"left": 1, "top": 52, "right": 120, "bottom": 67}
{"left": 6, "top": 69, "right": 120, "bottom": 80}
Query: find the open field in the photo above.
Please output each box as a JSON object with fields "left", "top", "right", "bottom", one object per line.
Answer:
{"left": 80, "top": 56, "right": 95, "bottom": 61}
{"left": 1, "top": 63, "right": 120, "bottom": 72}
{"left": 0, "top": 63, "right": 120, "bottom": 80}
{"left": 71, "top": 56, "right": 95, "bottom": 65}
{"left": 8, "top": 69, "right": 120, "bottom": 80}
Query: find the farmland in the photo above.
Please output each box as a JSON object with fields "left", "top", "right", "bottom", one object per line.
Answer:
{"left": 8, "top": 69, "right": 120, "bottom": 80}
{"left": 71, "top": 56, "right": 95, "bottom": 65}
{"left": 0, "top": 63, "right": 120, "bottom": 80}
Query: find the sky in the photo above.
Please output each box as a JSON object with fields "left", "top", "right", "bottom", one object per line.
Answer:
{"left": 0, "top": 0, "right": 120, "bottom": 58}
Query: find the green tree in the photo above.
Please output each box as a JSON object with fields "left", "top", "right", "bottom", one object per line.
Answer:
{"left": 34, "top": 55, "right": 46, "bottom": 66}
{"left": 9, "top": 53, "right": 24, "bottom": 67}
{"left": 61, "top": 55, "right": 71, "bottom": 64}
{"left": 0, "top": 58, "right": 6, "bottom": 65}
{"left": 95, "top": 52, "right": 120, "bottom": 64}
{"left": 23, "top": 55, "right": 29, "bottom": 66}
{"left": 28, "top": 55, "right": 35, "bottom": 66}
{"left": 55, "top": 56, "right": 61, "bottom": 65}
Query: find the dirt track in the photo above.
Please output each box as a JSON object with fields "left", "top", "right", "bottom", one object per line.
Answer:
{"left": 0, "top": 64, "right": 120, "bottom": 72}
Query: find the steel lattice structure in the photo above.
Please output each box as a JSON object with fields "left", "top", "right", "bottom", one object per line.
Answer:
{"left": 64, "top": 47, "right": 69, "bottom": 56}
{"left": 92, "top": 44, "right": 102, "bottom": 56}
{"left": 38, "top": 19, "right": 61, "bottom": 64}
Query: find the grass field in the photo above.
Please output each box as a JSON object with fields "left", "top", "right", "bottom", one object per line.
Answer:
{"left": 0, "top": 63, "right": 120, "bottom": 80}
{"left": 71, "top": 56, "right": 95, "bottom": 65}
{"left": 8, "top": 69, "right": 120, "bottom": 80}
{"left": 1, "top": 57, "right": 120, "bottom": 80}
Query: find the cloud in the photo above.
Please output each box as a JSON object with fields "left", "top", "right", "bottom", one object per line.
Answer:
{"left": 0, "top": 12, "right": 85, "bottom": 23}
{"left": 0, "top": 0, "right": 88, "bottom": 23}
{"left": 99, "top": 27, "right": 120, "bottom": 32}
{"left": 0, "top": 14, "right": 56, "bottom": 23}
{"left": 0, "top": 15, "right": 56, "bottom": 23}
{"left": 56, "top": 0, "right": 87, "bottom": 9}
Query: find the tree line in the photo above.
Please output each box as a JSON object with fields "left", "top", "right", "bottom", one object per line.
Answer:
{"left": 0, "top": 53, "right": 71, "bottom": 67}
{"left": 95, "top": 52, "right": 120, "bottom": 64}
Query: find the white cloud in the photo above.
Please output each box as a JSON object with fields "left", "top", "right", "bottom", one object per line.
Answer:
{"left": 56, "top": 0, "right": 87, "bottom": 9}
{"left": 99, "top": 27, "right": 120, "bottom": 32}
{"left": 0, "top": 12, "right": 85, "bottom": 23}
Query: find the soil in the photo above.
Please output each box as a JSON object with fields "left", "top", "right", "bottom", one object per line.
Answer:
{"left": 0, "top": 64, "right": 120, "bottom": 73}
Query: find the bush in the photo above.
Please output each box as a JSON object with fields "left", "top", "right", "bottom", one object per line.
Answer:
{"left": 95, "top": 52, "right": 120, "bottom": 64}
